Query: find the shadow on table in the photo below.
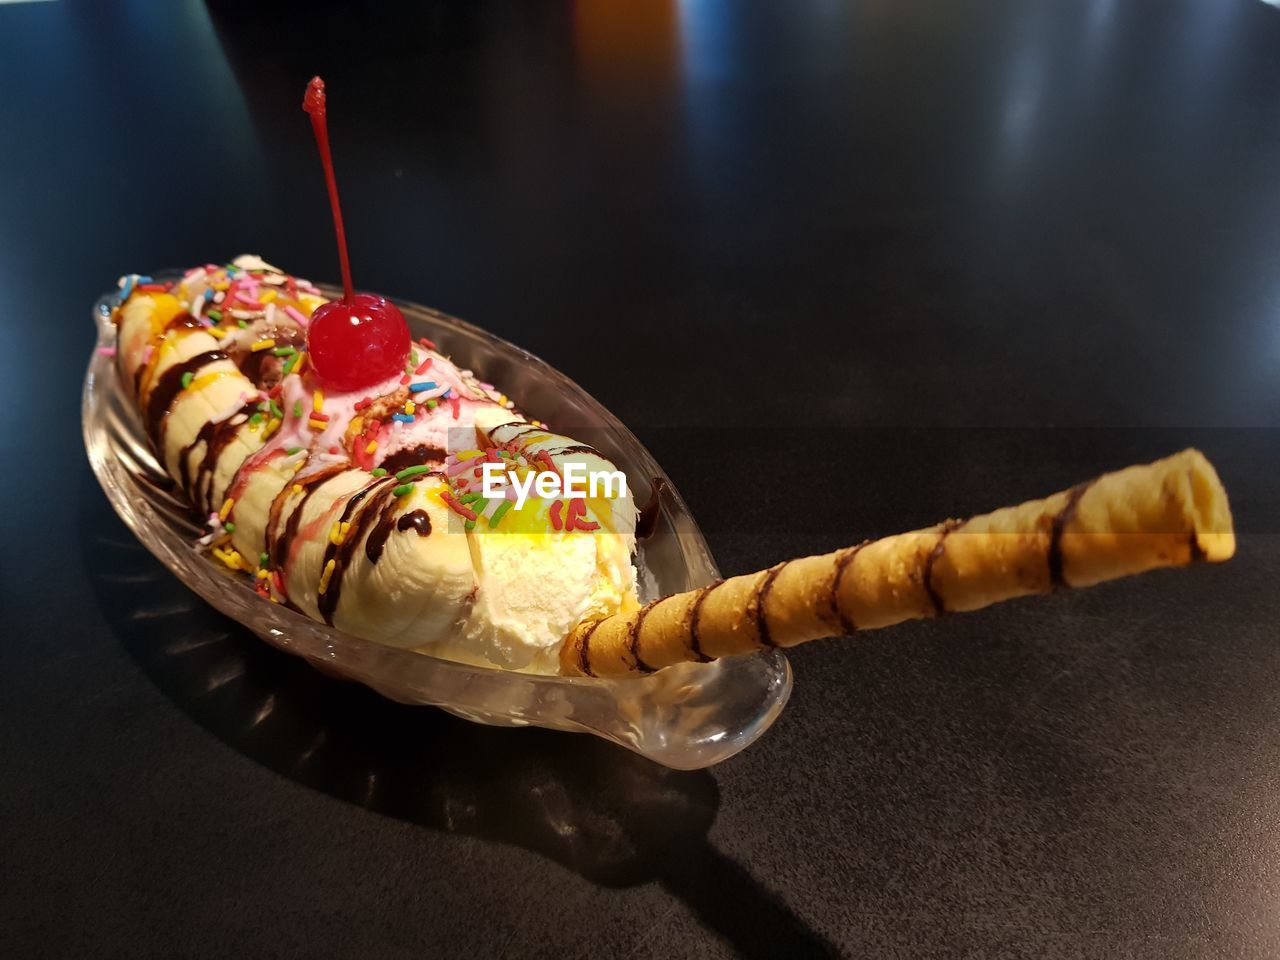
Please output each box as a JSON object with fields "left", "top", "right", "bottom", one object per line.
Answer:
{"left": 79, "top": 492, "right": 842, "bottom": 959}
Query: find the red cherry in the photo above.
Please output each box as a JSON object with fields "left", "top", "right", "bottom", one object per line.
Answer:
{"left": 307, "top": 293, "right": 410, "bottom": 391}
{"left": 301, "top": 78, "right": 409, "bottom": 391}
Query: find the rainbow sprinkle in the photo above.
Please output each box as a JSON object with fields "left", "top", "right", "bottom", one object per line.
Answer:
{"left": 488, "top": 499, "right": 513, "bottom": 528}
{"left": 318, "top": 558, "right": 336, "bottom": 594}
{"left": 394, "top": 464, "right": 433, "bottom": 481}
{"left": 441, "top": 491, "right": 477, "bottom": 521}
{"left": 212, "top": 547, "right": 248, "bottom": 572}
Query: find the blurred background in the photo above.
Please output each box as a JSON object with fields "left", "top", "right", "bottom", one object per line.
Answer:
{"left": 4, "top": 1, "right": 1280, "bottom": 957}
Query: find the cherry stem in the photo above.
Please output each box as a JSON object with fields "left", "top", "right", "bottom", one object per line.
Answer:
{"left": 303, "top": 76, "right": 355, "bottom": 303}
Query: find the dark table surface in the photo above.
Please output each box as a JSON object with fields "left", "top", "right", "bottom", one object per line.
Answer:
{"left": 4, "top": 1, "right": 1280, "bottom": 957}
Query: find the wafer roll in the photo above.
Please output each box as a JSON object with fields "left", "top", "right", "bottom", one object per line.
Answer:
{"left": 560, "top": 449, "right": 1234, "bottom": 677}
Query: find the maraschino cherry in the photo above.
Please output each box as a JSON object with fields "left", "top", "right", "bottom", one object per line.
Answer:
{"left": 301, "top": 76, "right": 409, "bottom": 392}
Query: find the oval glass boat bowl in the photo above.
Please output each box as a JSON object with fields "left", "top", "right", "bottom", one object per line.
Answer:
{"left": 83, "top": 277, "right": 792, "bottom": 769}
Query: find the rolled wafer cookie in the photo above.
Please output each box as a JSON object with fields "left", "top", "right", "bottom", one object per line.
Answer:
{"left": 561, "top": 448, "right": 1234, "bottom": 677}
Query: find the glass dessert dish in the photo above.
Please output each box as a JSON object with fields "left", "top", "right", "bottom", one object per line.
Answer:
{"left": 84, "top": 276, "right": 792, "bottom": 769}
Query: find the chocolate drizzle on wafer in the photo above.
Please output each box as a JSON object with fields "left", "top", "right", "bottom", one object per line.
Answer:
{"left": 753, "top": 563, "right": 788, "bottom": 648}
{"left": 830, "top": 540, "right": 870, "bottom": 635}
{"left": 1048, "top": 480, "right": 1095, "bottom": 588}
{"left": 577, "top": 619, "right": 604, "bottom": 677}
{"left": 686, "top": 581, "right": 722, "bottom": 663}
{"left": 923, "top": 520, "right": 962, "bottom": 616}
{"left": 625, "top": 599, "right": 662, "bottom": 674}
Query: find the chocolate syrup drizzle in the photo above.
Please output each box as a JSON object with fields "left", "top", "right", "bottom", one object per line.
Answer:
{"left": 265, "top": 465, "right": 348, "bottom": 571}
{"left": 165, "top": 314, "right": 207, "bottom": 334}
{"left": 236, "top": 328, "right": 305, "bottom": 386}
{"left": 379, "top": 445, "right": 447, "bottom": 475}
{"left": 635, "top": 478, "right": 667, "bottom": 541}
{"left": 364, "top": 474, "right": 444, "bottom": 565}
{"left": 361, "top": 487, "right": 405, "bottom": 566}
{"left": 177, "top": 401, "right": 261, "bottom": 514}
{"left": 494, "top": 424, "right": 543, "bottom": 443}
{"left": 396, "top": 510, "right": 433, "bottom": 537}
{"left": 144, "top": 350, "right": 228, "bottom": 445}
{"left": 317, "top": 478, "right": 397, "bottom": 624}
